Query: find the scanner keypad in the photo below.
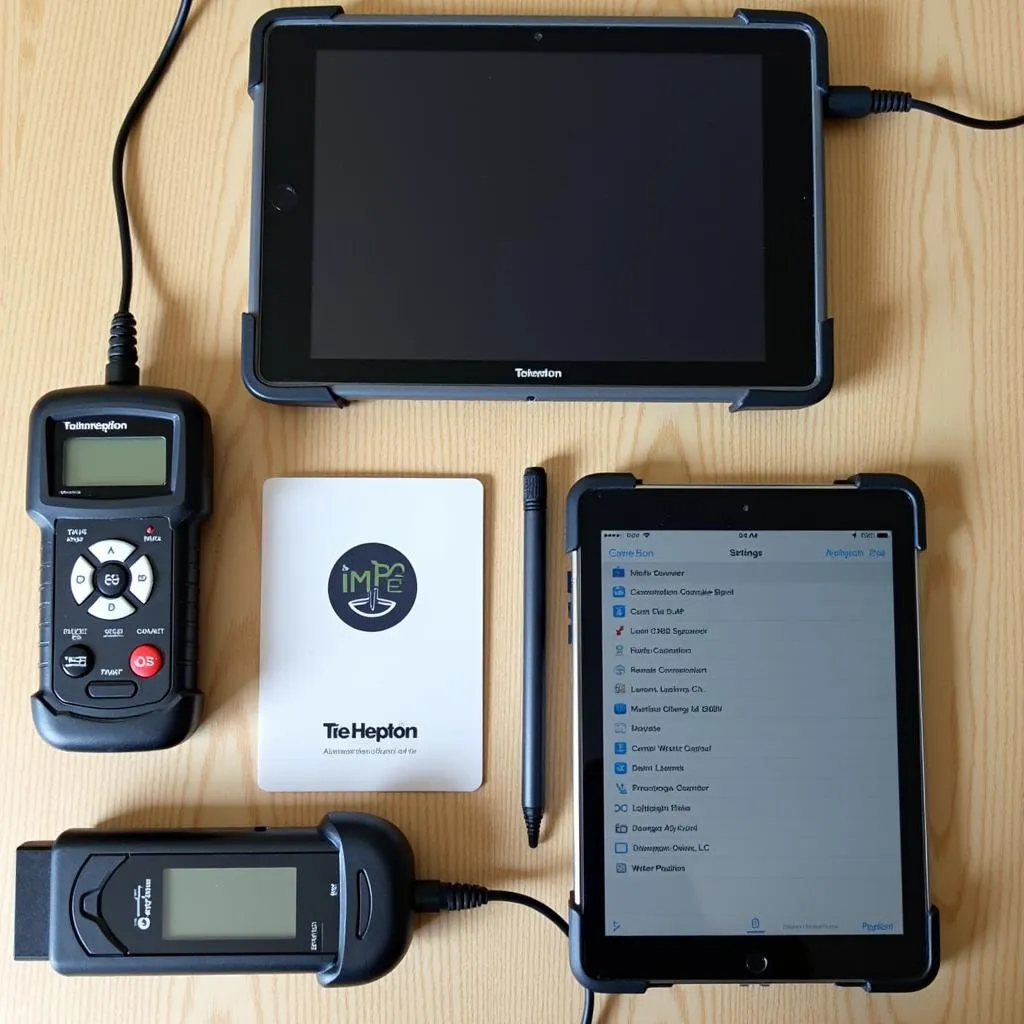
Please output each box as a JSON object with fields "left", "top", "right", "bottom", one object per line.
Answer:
{"left": 52, "top": 519, "right": 172, "bottom": 709}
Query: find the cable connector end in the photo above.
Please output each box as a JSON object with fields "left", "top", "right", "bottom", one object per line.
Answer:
{"left": 413, "top": 880, "right": 490, "bottom": 914}
{"left": 105, "top": 311, "right": 140, "bottom": 386}
{"left": 827, "top": 86, "right": 913, "bottom": 119}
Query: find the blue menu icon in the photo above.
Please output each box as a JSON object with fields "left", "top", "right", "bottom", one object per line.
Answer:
{"left": 614, "top": 742, "right": 627, "bottom": 754}
{"left": 612, "top": 567, "right": 625, "bottom": 578}
{"left": 612, "top": 585, "right": 626, "bottom": 598}
{"left": 613, "top": 703, "right": 627, "bottom": 715}
{"left": 614, "top": 762, "right": 628, "bottom": 774}
{"left": 612, "top": 605, "right": 626, "bottom": 618}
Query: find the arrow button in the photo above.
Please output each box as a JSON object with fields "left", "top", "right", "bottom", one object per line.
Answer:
{"left": 88, "top": 538, "right": 135, "bottom": 564}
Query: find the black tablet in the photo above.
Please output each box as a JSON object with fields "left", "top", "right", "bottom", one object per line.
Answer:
{"left": 244, "top": 9, "right": 831, "bottom": 407}
{"left": 565, "top": 474, "right": 938, "bottom": 992}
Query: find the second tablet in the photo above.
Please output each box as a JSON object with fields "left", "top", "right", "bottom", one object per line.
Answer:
{"left": 565, "top": 472, "right": 938, "bottom": 993}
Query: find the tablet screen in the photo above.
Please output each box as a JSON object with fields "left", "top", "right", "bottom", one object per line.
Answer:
{"left": 599, "top": 529, "right": 904, "bottom": 937}
{"left": 310, "top": 50, "right": 765, "bottom": 363}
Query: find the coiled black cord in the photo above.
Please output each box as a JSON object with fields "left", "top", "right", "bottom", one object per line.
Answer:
{"left": 106, "top": 0, "right": 193, "bottom": 386}
{"left": 415, "top": 881, "right": 595, "bottom": 1024}
{"left": 866, "top": 89, "right": 913, "bottom": 114}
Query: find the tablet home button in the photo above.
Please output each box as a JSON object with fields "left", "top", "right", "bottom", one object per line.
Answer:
{"left": 746, "top": 953, "right": 768, "bottom": 975}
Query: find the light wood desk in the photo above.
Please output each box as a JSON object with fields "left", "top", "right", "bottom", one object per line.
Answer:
{"left": 2, "top": 2, "right": 1022, "bottom": 1021}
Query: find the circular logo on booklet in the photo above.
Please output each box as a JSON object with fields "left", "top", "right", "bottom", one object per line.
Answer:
{"left": 328, "top": 543, "right": 417, "bottom": 632}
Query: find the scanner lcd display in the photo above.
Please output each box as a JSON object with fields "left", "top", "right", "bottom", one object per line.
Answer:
{"left": 62, "top": 435, "right": 167, "bottom": 487}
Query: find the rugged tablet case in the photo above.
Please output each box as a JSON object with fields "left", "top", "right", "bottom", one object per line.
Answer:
{"left": 243, "top": 8, "right": 832, "bottom": 409}
{"left": 565, "top": 473, "right": 642, "bottom": 554}
{"left": 565, "top": 471, "right": 939, "bottom": 993}
{"left": 244, "top": 6, "right": 347, "bottom": 408}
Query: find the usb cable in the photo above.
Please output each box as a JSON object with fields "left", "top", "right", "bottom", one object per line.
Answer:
{"left": 827, "top": 86, "right": 1024, "bottom": 130}
{"left": 414, "top": 881, "right": 595, "bottom": 1024}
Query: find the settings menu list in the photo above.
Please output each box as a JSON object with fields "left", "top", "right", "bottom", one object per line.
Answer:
{"left": 600, "top": 530, "right": 904, "bottom": 938}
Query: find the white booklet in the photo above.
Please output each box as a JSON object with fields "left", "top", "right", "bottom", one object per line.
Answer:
{"left": 259, "top": 477, "right": 483, "bottom": 791}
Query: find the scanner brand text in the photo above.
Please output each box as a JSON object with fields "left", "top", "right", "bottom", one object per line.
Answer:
{"left": 63, "top": 420, "right": 128, "bottom": 432}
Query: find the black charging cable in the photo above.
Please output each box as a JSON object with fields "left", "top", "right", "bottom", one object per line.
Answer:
{"left": 415, "top": 881, "right": 595, "bottom": 1024}
{"left": 827, "top": 86, "right": 1024, "bottom": 130}
{"left": 106, "top": 0, "right": 193, "bottom": 386}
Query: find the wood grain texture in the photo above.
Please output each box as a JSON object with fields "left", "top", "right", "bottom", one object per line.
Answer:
{"left": 1, "top": 0, "right": 1022, "bottom": 1021}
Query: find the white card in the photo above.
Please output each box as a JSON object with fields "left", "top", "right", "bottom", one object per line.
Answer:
{"left": 259, "top": 477, "right": 483, "bottom": 791}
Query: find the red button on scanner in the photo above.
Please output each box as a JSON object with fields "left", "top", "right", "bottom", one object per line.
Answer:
{"left": 129, "top": 644, "right": 163, "bottom": 678}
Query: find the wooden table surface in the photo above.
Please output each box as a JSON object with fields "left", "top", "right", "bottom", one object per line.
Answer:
{"left": 2, "top": 1, "right": 1023, "bottom": 1022}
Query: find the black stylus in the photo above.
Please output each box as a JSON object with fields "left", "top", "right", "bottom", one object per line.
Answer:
{"left": 522, "top": 467, "right": 547, "bottom": 848}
